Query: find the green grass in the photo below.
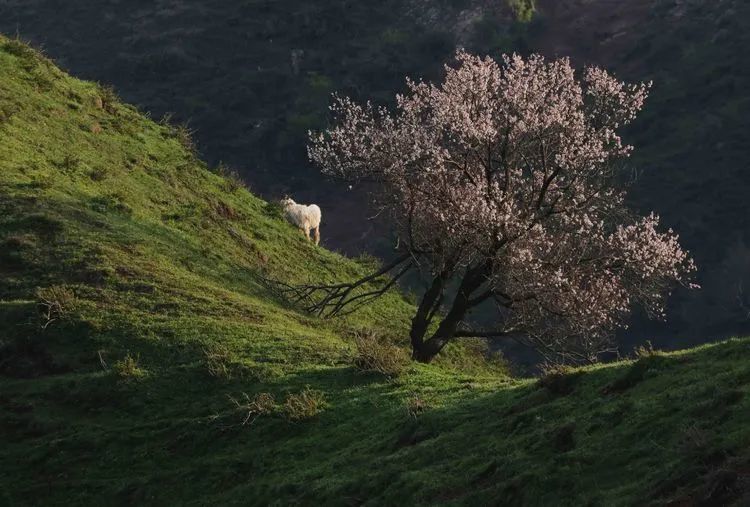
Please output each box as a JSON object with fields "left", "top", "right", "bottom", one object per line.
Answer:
{"left": 508, "top": 0, "right": 536, "bottom": 22}
{"left": 1, "top": 36, "right": 749, "bottom": 506}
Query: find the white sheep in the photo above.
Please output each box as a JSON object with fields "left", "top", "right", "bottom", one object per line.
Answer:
{"left": 280, "top": 196, "right": 321, "bottom": 245}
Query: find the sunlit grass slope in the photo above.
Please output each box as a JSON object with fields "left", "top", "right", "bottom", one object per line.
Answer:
{"left": 1, "top": 36, "right": 749, "bottom": 506}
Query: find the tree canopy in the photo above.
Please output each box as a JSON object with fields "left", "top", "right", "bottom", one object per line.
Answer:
{"left": 308, "top": 51, "right": 696, "bottom": 363}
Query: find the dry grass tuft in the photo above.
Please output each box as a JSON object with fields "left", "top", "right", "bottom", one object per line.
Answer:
{"left": 283, "top": 387, "right": 326, "bottom": 422}
{"left": 352, "top": 331, "right": 408, "bottom": 378}
{"left": 36, "top": 285, "right": 78, "bottom": 329}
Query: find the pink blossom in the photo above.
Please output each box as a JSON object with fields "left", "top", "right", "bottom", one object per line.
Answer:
{"left": 308, "top": 51, "right": 695, "bottom": 364}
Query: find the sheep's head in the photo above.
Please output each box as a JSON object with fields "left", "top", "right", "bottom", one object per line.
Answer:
{"left": 280, "top": 196, "right": 295, "bottom": 209}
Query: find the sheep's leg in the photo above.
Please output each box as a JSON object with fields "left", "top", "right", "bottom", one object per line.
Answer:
{"left": 313, "top": 226, "right": 320, "bottom": 246}
{"left": 303, "top": 227, "right": 311, "bottom": 241}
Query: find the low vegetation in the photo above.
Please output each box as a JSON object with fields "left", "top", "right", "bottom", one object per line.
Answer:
{"left": 352, "top": 331, "right": 409, "bottom": 378}
{"left": 282, "top": 387, "right": 328, "bottom": 422}
{"left": 229, "top": 392, "right": 277, "bottom": 426}
{"left": 1, "top": 36, "right": 749, "bottom": 506}
{"left": 35, "top": 285, "right": 78, "bottom": 329}
{"left": 508, "top": 0, "right": 536, "bottom": 22}
{"left": 112, "top": 353, "right": 146, "bottom": 382}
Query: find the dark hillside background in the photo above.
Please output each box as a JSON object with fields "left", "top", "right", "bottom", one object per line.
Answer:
{"left": 2, "top": 0, "right": 749, "bottom": 353}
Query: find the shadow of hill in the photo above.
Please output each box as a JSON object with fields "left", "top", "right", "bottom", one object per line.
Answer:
{"left": 3, "top": 337, "right": 748, "bottom": 505}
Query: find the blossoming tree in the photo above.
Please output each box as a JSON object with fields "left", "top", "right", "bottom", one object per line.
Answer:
{"left": 306, "top": 51, "right": 696, "bottom": 364}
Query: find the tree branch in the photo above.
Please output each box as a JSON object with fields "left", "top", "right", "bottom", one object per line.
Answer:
{"left": 264, "top": 252, "right": 413, "bottom": 317}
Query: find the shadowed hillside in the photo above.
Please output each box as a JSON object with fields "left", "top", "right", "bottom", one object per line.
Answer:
{"left": 2, "top": 36, "right": 750, "bottom": 506}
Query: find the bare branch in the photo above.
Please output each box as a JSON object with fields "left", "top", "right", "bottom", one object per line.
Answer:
{"left": 264, "top": 253, "right": 413, "bottom": 317}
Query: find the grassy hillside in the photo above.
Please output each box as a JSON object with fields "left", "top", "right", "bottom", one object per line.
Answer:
{"left": 1, "top": 37, "right": 750, "bottom": 506}
{"left": 0, "top": 0, "right": 531, "bottom": 256}
{"left": 6, "top": 0, "right": 750, "bottom": 349}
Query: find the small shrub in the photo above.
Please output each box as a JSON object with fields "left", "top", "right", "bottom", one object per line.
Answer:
{"left": 3, "top": 38, "right": 37, "bottom": 60}
{"left": 283, "top": 387, "right": 326, "bottom": 422}
{"left": 36, "top": 285, "right": 78, "bottom": 329}
{"left": 158, "top": 112, "right": 174, "bottom": 127}
{"left": 634, "top": 340, "right": 660, "bottom": 358}
{"left": 224, "top": 171, "right": 245, "bottom": 193}
{"left": 174, "top": 123, "right": 198, "bottom": 157}
{"left": 112, "top": 353, "right": 145, "bottom": 382}
{"left": 229, "top": 392, "right": 277, "bottom": 425}
{"left": 352, "top": 331, "right": 408, "bottom": 378}
{"left": 98, "top": 84, "right": 119, "bottom": 114}
{"left": 252, "top": 393, "right": 276, "bottom": 414}
{"left": 405, "top": 394, "right": 429, "bottom": 419}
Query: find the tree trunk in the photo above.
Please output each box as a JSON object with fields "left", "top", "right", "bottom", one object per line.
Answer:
{"left": 412, "top": 336, "right": 447, "bottom": 362}
{"left": 409, "top": 270, "right": 449, "bottom": 356}
{"left": 411, "top": 261, "right": 491, "bottom": 363}
{"left": 413, "top": 312, "right": 466, "bottom": 363}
